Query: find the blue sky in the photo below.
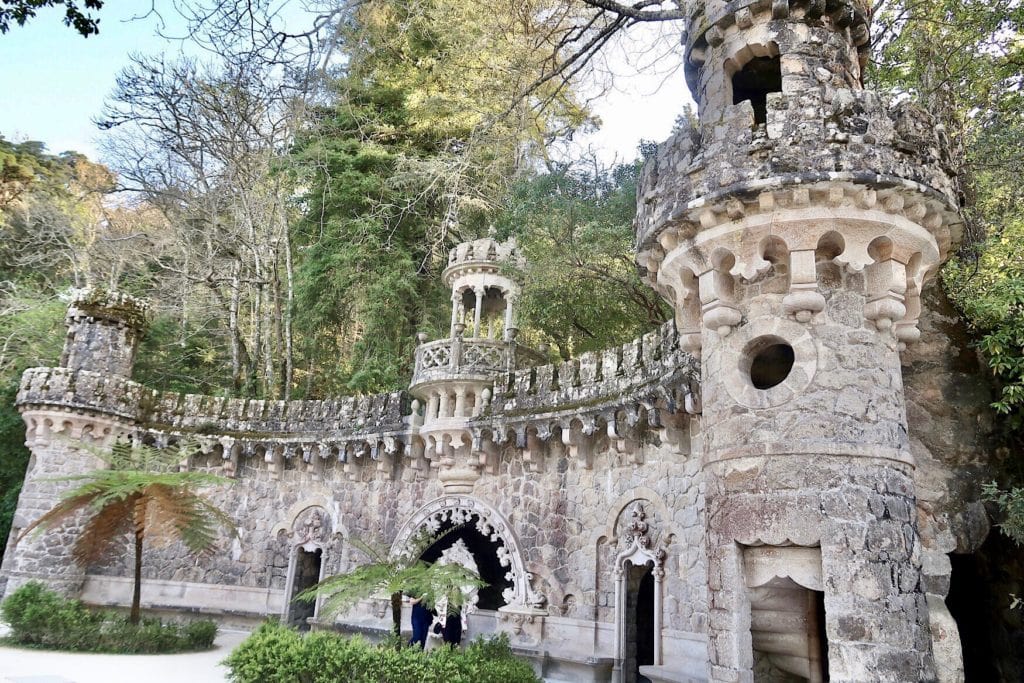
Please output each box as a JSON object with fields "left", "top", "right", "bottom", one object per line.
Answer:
{"left": 0, "top": 5, "right": 190, "bottom": 159}
{"left": 0, "top": 5, "right": 688, "bottom": 164}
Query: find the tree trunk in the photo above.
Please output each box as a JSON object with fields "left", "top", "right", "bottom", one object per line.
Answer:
{"left": 130, "top": 530, "right": 143, "bottom": 625}
{"left": 391, "top": 590, "right": 403, "bottom": 646}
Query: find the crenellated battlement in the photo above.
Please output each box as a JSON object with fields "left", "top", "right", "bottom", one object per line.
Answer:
{"left": 636, "top": 88, "right": 959, "bottom": 257}
{"left": 486, "top": 321, "right": 697, "bottom": 417}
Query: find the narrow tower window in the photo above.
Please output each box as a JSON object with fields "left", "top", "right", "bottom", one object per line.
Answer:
{"left": 732, "top": 55, "right": 782, "bottom": 126}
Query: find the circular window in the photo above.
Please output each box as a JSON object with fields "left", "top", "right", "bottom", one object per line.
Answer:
{"left": 745, "top": 339, "right": 795, "bottom": 390}
{"left": 722, "top": 320, "right": 816, "bottom": 409}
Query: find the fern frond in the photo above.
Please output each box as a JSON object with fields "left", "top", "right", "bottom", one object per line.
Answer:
{"left": 73, "top": 496, "right": 136, "bottom": 565}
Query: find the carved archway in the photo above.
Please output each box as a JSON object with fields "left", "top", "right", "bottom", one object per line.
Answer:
{"left": 277, "top": 505, "right": 337, "bottom": 626}
{"left": 613, "top": 502, "right": 667, "bottom": 680}
{"left": 390, "top": 495, "right": 545, "bottom": 611}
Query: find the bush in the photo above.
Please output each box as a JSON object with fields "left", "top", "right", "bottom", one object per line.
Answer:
{"left": 223, "top": 621, "right": 540, "bottom": 683}
{"left": 1, "top": 581, "right": 217, "bottom": 653}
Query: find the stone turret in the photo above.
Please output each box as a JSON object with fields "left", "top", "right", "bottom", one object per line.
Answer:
{"left": 2, "top": 290, "right": 148, "bottom": 597}
{"left": 636, "top": 1, "right": 962, "bottom": 681}
{"left": 60, "top": 288, "right": 149, "bottom": 377}
{"left": 409, "top": 238, "right": 545, "bottom": 492}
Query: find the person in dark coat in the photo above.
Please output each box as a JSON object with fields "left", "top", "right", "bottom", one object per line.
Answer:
{"left": 441, "top": 609, "right": 463, "bottom": 647}
{"left": 408, "top": 595, "right": 434, "bottom": 649}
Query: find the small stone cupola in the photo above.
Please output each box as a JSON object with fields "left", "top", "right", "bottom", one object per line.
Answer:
{"left": 60, "top": 288, "right": 150, "bottom": 378}
{"left": 408, "top": 237, "right": 545, "bottom": 493}
{"left": 442, "top": 237, "right": 524, "bottom": 341}
{"left": 410, "top": 237, "right": 543, "bottom": 396}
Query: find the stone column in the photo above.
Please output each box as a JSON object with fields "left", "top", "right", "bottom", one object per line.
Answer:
{"left": 472, "top": 287, "right": 484, "bottom": 338}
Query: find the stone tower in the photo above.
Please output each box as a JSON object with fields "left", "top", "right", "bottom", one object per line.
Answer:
{"left": 635, "top": 1, "right": 962, "bottom": 681}
{"left": 408, "top": 237, "right": 544, "bottom": 493}
{"left": 2, "top": 289, "right": 149, "bottom": 595}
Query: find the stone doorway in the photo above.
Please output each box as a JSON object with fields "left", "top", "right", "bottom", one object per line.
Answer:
{"left": 624, "top": 563, "right": 655, "bottom": 683}
{"left": 286, "top": 547, "right": 322, "bottom": 630}
{"left": 947, "top": 551, "right": 998, "bottom": 681}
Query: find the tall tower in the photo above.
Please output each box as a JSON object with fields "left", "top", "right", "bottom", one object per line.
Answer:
{"left": 635, "top": 1, "right": 961, "bottom": 681}
{"left": 409, "top": 238, "right": 544, "bottom": 492}
{"left": 2, "top": 289, "right": 149, "bottom": 596}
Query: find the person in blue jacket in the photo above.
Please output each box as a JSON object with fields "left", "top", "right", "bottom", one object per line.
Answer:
{"left": 408, "top": 594, "right": 434, "bottom": 649}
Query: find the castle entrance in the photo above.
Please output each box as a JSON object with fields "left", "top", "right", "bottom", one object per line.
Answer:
{"left": 286, "top": 547, "right": 322, "bottom": 629}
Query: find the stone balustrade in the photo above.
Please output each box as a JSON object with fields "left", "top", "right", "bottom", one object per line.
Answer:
{"left": 411, "top": 337, "right": 547, "bottom": 388}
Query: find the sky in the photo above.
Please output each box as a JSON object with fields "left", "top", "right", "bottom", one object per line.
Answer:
{"left": 0, "top": 5, "right": 693, "bottom": 165}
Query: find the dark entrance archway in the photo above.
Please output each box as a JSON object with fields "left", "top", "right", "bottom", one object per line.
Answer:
{"left": 419, "top": 517, "right": 512, "bottom": 611}
{"left": 287, "top": 547, "right": 322, "bottom": 629}
{"left": 629, "top": 564, "right": 655, "bottom": 683}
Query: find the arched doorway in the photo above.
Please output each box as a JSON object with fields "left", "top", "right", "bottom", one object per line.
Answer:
{"left": 625, "top": 563, "right": 656, "bottom": 683}
{"left": 391, "top": 496, "right": 545, "bottom": 611}
{"left": 420, "top": 516, "right": 513, "bottom": 611}
{"left": 614, "top": 503, "right": 666, "bottom": 682}
{"left": 277, "top": 505, "right": 334, "bottom": 629}
{"left": 287, "top": 547, "right": 322, "bottom": 629}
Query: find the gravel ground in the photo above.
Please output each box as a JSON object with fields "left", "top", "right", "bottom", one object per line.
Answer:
{"left": 0, "top": 627, "right": 248, "bottom": 683}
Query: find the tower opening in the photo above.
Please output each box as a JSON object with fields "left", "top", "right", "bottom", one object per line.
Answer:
{"left": 287, "top": 547, "right": 322, "bottom": 630}
{"left": 732, "top": 55, "right": 782, "bottom": 126}
{"left": 750, "top": 579, "right": 830, "bottom": 682}
{"left": 749, "top": 342, "right": 795, "bottom": 390}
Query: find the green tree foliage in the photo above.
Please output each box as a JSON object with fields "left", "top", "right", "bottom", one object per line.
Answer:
{"left": 15, "top": 442, "right": 236, "bottom": 624}
{"left": 296, "top": 532, "right": 483, "bottom": 638}
{"left": 0, "top": 0, "right": 103, "bottom": 37}
{"left": 289, "top": 0, "right": 593, "bottom": 395}
{"left": 494, "top": 160, "right": 669, "bottom": 359}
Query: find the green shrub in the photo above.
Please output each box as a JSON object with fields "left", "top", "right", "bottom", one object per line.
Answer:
{"left": 223, "top": 621, "right": 540, "bottom": 683}
{"left": 1, "top": 581, "right": 217, "bottom": 654}
{"left": 185, "top": 619, "right": 218, "bottom": 649}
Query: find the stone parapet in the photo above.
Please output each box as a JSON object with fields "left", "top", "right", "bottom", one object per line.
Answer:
{"left": 17, "top": 367, "right": 150, "bottom": 422}
{"left": 487, "top": 321, "right": 697, "bottom": 417}
{"left": 636, "top": 88, "right": 959, "bottom": 256}
{"left": 147, "top": 390, "right": 408, "bottom": 437}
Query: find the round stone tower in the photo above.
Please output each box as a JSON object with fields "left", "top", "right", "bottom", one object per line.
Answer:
{"left": 409, "top": 238, "right": 544, "bottom": 492}
{"left": 635, "top": 1, "right": 962, "bottom": 681}
{"left": 3, "top": 289, "right": 149, "bottom": 596}
{"left": 60, "top": 288, "right": 149, "bottom": 377}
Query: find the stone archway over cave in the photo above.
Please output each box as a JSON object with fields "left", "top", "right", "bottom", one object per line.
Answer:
{"left": 420, "top": 517, "right": 512, "bottom": 610}
{"left": 391, "top": 496, "right": 545, "bottom": 610}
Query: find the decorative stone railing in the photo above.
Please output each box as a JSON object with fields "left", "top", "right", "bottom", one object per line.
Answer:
{"left": 635, "top": 88, "right": 960, "bottom": 255}
{"left": 411, "top": 337, "right": 546, "bottom": 388}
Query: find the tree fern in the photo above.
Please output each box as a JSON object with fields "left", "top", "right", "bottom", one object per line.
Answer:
{"left": 15, "top": 440, "right": 236, "bottom": 624}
